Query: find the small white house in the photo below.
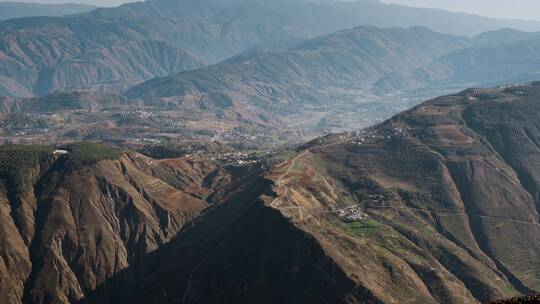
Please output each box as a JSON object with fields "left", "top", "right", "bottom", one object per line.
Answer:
{"left": 53, "top": 150, "right": 69, "bottom": 155}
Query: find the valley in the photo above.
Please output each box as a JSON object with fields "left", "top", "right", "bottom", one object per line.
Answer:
{"left": 126, "top": 82, "right": 540, "bottom": 304}
{"left": 0, "top": 91, "right": 422, "bottom": 149}
{"left": 2, "top": 82, "right": 540, "bottom": 304}
{"left": 2, "top": 23, "right": 539, "bottom": 148}
{"left": 0, "top": 24, "right": 492, "bottom": 147}
{"left": 1, "top": 0, "right": 540, "bottom": 303}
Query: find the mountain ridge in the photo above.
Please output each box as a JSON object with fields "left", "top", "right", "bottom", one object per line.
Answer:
{"left": 0, "top": 142, "right": 253, "bottom": 304}
{"left": 2, "top": 0, "right": 540, "bottom": 97}
{"left": 120, "top": 82, "right": 540, "bottom": 304}
{"left": 0, "top": 2, "right": 97, "bottom": 21}
{"left": 2, "top": 83, "right": 540, "bottom": 303}
{"left": 375, "top": 30, "right": 540, "bottom": 94}
{"left": 124, "top": 25, "right": 472, "bottom": 134}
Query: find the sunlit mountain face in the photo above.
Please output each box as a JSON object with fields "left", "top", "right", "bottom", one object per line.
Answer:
{"left": 0, "top": 1, "right": 539, "bottom": 303}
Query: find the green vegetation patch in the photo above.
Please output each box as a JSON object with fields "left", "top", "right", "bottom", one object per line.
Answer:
{"left": 290, "top": 161, "right": 305, "bottom": 174}
{"left": 270, "top": 150, "right": 296, "bottom": 164}
{"left": 62, "top": 142, "right": 122, "bottom": 171}
{"left": 343, "top": 194, "right": 356, "bottom": 205}
{"left": 343, "top": 219, "right": 382, "bottom": 236}
{"left": 396, "top": 248, "right": 427, "bottom": 264}
{"left": 0, "top": 145, "right": 54, "bottom": 194}
{"left": 502, "top": 286, "right": 520, "bottom": 297}
{"left": 492, "top": 293, "right": 540, "bottom": 304}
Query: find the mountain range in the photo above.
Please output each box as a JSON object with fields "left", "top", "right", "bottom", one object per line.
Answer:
{"left": 124, "top": 26, "right": 540, "bottom": 138}
{"left": 126, "top": 25, "right": 470, "bottom": 100}
{"left": 4, "top": 24, "right": 540, "bottom": 145}
{"left": 0, "top": 2, "right": 97, "bottom": 21}
{"left": 123, "top": 82, "right": 540, "bottom": 303}
{"left": 2, "top": 82, "right": 540, "bottom": 303}
{"left": 376, "top": 30, "right": 540, "bottom": 94}
{"left": 0, "top": 142, "right": 262, "bottom": 304}
{"left": 123, "top": 25, "right": 471, "bottom": 134}
{"left": 3, "top": 20, "right": 540, "bottom": 148}
{"left": 1, "top": 1, "right": 540, "bottom": 303}
{"left": 2, "top": 0, "right": 540, "bottom": 97}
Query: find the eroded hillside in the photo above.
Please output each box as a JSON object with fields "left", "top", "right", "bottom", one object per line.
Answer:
{"left": 3, "top": 84, "right": 540, "bottom": 303}
{"left": 0, "top": 142, "right": 247, "bottom": 304}
{"left": 129, "top": 83, "right": 540, "bottom": 304}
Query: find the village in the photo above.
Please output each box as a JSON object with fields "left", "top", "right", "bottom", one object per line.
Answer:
{"left": 210, "top": 151, "right": 264, "bottom": 167}
{"left": 338, "top": 205, "right": 369, "bottom": 222}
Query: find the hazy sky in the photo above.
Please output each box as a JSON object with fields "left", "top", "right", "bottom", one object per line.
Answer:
{"left": 5, "top": 0, "right": 132, "bottom": 6}
{"left": 5, "top": 0, "right": 540, "bottom": 21}
{"left": 381, "top": 0, "right": 540, "bottom": 21}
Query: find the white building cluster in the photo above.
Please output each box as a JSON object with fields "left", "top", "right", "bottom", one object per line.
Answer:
{"left": 339, "top": 205, "right": 368, "bottom": 222}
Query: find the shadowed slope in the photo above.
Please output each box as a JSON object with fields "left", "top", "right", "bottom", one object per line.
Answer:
{"left": 124, "top": 83, "right": 540, "bottom": 304}
{"left": 0, "top": 143, "right": 237, "bottom": 304}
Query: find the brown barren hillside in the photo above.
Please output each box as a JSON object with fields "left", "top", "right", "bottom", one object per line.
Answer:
{"left": 124, "top": 83, "right": 540, "bottom": 304}
{"left": 0, "top": 142, "right": 242, "bottom": 304}
{"left": 4, "top": 83, "right": 540, "bottom": 304}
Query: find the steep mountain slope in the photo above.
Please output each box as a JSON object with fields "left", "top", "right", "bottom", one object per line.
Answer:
{"left": 472, "top": 28, "right": 538, "bottom": 46}
{"left": 125, "top": 26, "right": 470, "bottom": 131}
{"left": 0, "top": 76, "right": 32, "bottom": 97}
{"left": 0, "top": 2, "right": 97, "bottom": 21}
{"left": 0, "top": 30, "right": 205, "bottom": 96}
{"left": 375, "top": 30, "right": 540, "bottom": 94}
{"left": 127, "top": 25, "right": 469, "bottom": 97}
{"left": 124, "top": 83, "right": 540, "bottom": 303}
{"left": 0, "top": 142, "right": 238, "bottom": 304}
{"left": 2, "top": 0, "right": 540, "bottom": 97}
